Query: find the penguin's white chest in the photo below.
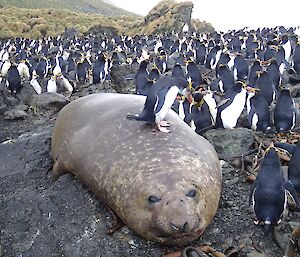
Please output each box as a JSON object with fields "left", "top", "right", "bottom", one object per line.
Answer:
{"left": 221, "top": 90, "right": 246, "bottom": 129}
{"left": 155, "top": 86, "right": 179, "bottom": 124}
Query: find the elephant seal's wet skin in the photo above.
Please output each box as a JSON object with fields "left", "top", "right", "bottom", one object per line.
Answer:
{"left": 51, "top": 93, "right": 221, "bottom": 246}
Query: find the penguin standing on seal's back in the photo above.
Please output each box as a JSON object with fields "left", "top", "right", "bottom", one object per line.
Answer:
{"left": 273, "top": 89, "right": 296, "bottom": 133}
{"left": 127, "top": 75, "right": 188, "bottom": 133}
{"left": 249, "top": 146, "right": 299, "bottom": 232}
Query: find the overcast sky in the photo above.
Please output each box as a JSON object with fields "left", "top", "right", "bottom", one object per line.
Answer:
{"left": 105, "top": 0, "right": 299, "bottom": 32}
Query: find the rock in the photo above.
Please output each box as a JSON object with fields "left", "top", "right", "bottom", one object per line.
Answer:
{"left": 15, "top": 104, "right": 28, "bottom": 112}
{"left": 203, "top": 128, "right": 255, "bottom": 160}
{"left": 17, "top": 81, "right": 37, "bottom": 105}
{"left": 0, "top": 88, "right": 19, "bottom": 109}
{"left": 110, "top": 64, "right": 138, "bottom": 93}
{"left": 288, "top": 82, "right": 300, "bottom": 98}
{"left": 3, "top": 109, "right": 28, "bottom": 120}
{"left": 30, "top": 92, "right": 69, "bottom": 111}
{"left": 0, "top": 105, "right": 7, "bottom": 115}
{"left": 131, "top": 0, "right": 213, "bottom": 35}
{"left": 246, "top": 251, "right": 269, "bottom": 257}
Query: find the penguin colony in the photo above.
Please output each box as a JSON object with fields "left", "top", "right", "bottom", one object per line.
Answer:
{"left": 2, "top": 25, "right": 300, "bottom": 233}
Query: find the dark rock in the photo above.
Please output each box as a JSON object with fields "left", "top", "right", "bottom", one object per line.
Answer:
{"left": 85, "top": 25, "right": 119, "bottom": 37}
{"left": 288, "top": 82, "right": 300, "bottom": 98}
{"left": 17, "top": 81, "right": 37, "bottom": 106}
{"left": 132, "top": 0, "right": 213, "bottom": 35}
{"left": 31, "top": 92, "right": 69, "bottom": 111}
{"left": 288, "top": 73, "right": 300, "bottom": 85}
{"left": 204, "top": 128, "right": 255, "bottom": 160}
{"left": 110, "top": 64, "right": 138, "bottom": 94}
{"left": 0, "top": 87, "right": 19, "bottom": 109}
{"left": 246, "top": 251, "right": 269, "bottom": 257}
{"left": 0, "top": 105, "right": 7, "bottom": 115}
{"left": 0, "top": 245, "right": 3, "bottom": 257}
{"left": 3, "top": 109, "right": 28, "bottom": 120}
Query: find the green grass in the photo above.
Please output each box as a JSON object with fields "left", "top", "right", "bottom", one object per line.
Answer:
{"left": 0, "top": 0, "right": 138, "bottom": 17}
{"left": 0, "top": 6, "right": 132, "bottom": 39}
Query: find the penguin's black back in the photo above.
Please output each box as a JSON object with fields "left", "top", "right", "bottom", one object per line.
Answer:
{"left": 274, "top": 89, "right": 295, "bottom": 132}
{"left": 288, "top": 144, "right": 300, "bottom": 192}
{"left": 248, "top": 93, "right": 271, "bottom": 132}
{"left": 172, "top": 64, "right": 185, "bottom": 78}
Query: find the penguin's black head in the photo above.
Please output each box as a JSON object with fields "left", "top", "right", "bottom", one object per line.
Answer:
{"left": 263, "top": 147, "right": 279, "bottom": 164}
{"left": 279, "top": 89, "right": 291, "bottom": 96}
{"left": 193, "top": 92, "right": 203, "bottom": 103}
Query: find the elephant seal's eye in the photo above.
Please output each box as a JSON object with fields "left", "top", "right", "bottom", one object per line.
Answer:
{"left": 186, "top": 189, "right": 197, "bottom": 198}
{"left": 148, "top": 195, "right": 161, "bottom": 204}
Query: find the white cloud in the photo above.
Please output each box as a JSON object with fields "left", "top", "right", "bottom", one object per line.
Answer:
{"left": 105, "top": 0, "right": 300, "bottom": 31}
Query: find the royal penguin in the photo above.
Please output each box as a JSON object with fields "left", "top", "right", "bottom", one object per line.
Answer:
{"left": 248, "top": 60, "right": 262, "bottom": 87}
{"left": 30, "top": 70, "right": 42, "bottom": 94}
{"left": 273, "top": 89, "right": 296, "bottom": 133}
{"left": 185, "top": 92, "right": 214, "bottom": 134}
{"left": 127, "top": 75, "right": 188, "bottom": 133}
{"left": 246, "top": 92, "right": 271, "bottom": 132}
{"left": 135, "top": 60, "right": 149, "bottom": 96}
{"left": 215, "top": 64, "right": 235, "bottom": 93}
{"left": 36, "top": 58, "right": 49, "bottom": 79}
{"left": 233, "top": 54, "right": 249, "bottom": 81}
{"left": 195, "top": 42, "right": 207, "bottom": 65}
{"left": 254, "top": 70, "right": 276, "bottom": 106}
{"left": 171, "top": 63, "right": 185, "bottom": 79}
{"left": 288, "top": 143, "right": 300, "bottom": 192}
{"left": 56, "top": 75, "right": 73, "bottom": 96}
{"left": 92, "top": 53, "right": 109, "bottom": 84}
{"left": 249, "top": 147, "right": 299, "bottom": 232}
{"left": 186, "top": 60, "right": 203, "bottom": 90}
{"left": 292, "top": 43, "right": 300, "bottom": 74}
{"left": 281, "top": 35, "right": 292, "bottom": 64}
{"left": 47, "top": 75, "right": 57, "bottom": 93}
{"left": 17, "top": 60, "right": 30, "bottom": 80}
{"left": 1, "top": 59, "right": 11, "bottom": 78}
{"left": 205, "top": 45, "right": 222, "bottom": 70}
{"left": 75, "top": 61, "right": 87, "bottom": 83}
{"left": 215, "top": 81, "right": 247, "bottom": 129}
{"left": 267, "top": 59, "right": 281, "bottom": 90}
{"left": 6, "top": 65, "right": 22, "bottom": 95}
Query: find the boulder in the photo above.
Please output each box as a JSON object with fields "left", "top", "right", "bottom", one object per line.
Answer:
{"left": 204, "top": 128, "right": 255, "bottom": 160}
{"left": 3, "top": 109, "right": 28, "bottom": 120}
{"left": 30, "top": 92, "right": 69, "bottom": 111}
{"left": 130, "top": 0, "right": 213, "bottom": 35}
{"left": 110, "top": 64, "right": 138, "bottom": 93}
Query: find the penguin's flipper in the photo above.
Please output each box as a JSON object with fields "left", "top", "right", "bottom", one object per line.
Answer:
{"left": 216, "top": 98, "right": 230, "bottom": 108}
{"left": 248, "top": 185, "right": 257, "bottom": 209}
{"left": 283, "top": 180, "right": 300, "bottom": 207}
{"left": 274, "top": 142, "right": 296, "bottom": 156}
{"left": 126, "top": 114, "right": 140, "bottom": 120}
{"left": 184, "top": 113, "right": 193, "bottom": 124}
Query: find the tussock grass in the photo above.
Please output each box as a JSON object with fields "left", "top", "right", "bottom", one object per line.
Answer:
{"left": 0, "top": 6, "right": 128, "bottom": 39}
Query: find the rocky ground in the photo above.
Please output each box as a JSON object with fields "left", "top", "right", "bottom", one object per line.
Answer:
{"left": 1, "top": 69, "right": 300, "bottom": 257}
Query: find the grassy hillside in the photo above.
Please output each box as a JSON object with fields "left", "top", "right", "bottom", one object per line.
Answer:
{"left": 0, "top": 0, "right": 138, "bottom": 16}
{"left": 0, "top": 6, "right": 135, "bottom": 39}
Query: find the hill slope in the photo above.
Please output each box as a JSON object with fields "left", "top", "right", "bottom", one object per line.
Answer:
{"left": 0, "top": 0, "right": 138, "bottom": 16}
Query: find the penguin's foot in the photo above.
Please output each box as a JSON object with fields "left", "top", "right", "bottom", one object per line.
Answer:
{"left": 160, "top": 120, "right": 173, "bottom": 127}
{"left": 157, "top": 124, "right": 171, "bottom": 133}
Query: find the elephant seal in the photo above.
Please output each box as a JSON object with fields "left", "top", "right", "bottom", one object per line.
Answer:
{"left": 51, "top": 93, "right": 221, "bottom": 246}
